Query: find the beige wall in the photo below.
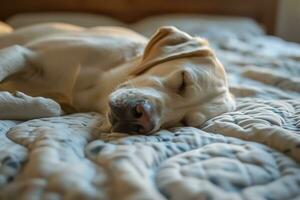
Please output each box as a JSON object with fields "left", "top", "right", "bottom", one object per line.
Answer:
{"left": 276, "top": 0, "right": 300, "bottom": 43}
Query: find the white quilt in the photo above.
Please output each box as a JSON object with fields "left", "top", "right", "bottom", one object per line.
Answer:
{"left": 0, "top": 25, "right": 300, "bottom": 200}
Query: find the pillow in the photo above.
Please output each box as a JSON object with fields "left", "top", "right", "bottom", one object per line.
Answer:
{"left": 0, "top": 21, "right": 13, "bottom": 34}
{"left": 6, "top": 13, "right": 265, "bottom": 40}
{"left": 130, "top": 14, "right": 265, "bottom": 39}
{"left": 6, "top": 12, "right": 127, "bottom": 29}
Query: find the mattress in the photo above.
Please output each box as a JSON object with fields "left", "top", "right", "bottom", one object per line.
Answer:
{"left": 1, "top": 15, "right": 300, "bottom": 200}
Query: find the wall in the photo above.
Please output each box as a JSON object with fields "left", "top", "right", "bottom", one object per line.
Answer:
{"left": 276, "top": 0, "right": 300, "bottom": 43}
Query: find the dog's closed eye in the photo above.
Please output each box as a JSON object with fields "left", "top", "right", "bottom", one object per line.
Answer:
{"left": 178, "top": 71, "right": 186, "bottom": 93}
{"left": 164, "top": 69, "right": 194, "bottom": 95}
{"left": 178, "top": 70, "right": 196, "bottom": 96}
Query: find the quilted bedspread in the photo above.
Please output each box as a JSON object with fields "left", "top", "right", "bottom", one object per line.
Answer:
{"left": 1, "top": 28, "right": 300, "bottom": 200}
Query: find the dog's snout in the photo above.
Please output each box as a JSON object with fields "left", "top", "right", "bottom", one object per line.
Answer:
{"left": 109, "top": 100, "right": 155, "bottom": 134}
{"left": 109, "top": 101, "right": 144, "bottom": 119}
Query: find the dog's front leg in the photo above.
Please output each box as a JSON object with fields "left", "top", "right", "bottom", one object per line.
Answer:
{"left": 0, "top": 91, "right": 63, "bottom": 120}
{"left": 0, "top": 45, "right": 33, "bottom": 82}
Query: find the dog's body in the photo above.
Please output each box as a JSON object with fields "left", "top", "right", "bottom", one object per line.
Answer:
{"left": 0, "top": 24, "right": 147, "bottom": 113}
{"left": 0, "top": 23, "right": 235, "bottom": 134}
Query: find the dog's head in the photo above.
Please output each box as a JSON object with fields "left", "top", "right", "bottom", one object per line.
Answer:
{"left": 108, "top": 26, "right": 235, "bottom": 134}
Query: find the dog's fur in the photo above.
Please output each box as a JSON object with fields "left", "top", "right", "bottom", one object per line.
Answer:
{"left": 0, "top": 23, "right": 235, "bottom": 134}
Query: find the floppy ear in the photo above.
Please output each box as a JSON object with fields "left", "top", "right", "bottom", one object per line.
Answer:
{"left": 131, "top": 26, "right": 212, "bottom": 76}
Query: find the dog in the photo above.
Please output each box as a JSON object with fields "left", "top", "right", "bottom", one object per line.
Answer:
{"left": 0, "top": 23, "right": 235, "bottom": 134}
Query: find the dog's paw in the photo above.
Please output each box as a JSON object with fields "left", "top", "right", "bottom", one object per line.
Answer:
{"left": 0, "top": 91, "right": 63, "bottom": 120}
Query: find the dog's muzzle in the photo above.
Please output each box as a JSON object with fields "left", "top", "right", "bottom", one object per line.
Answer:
{"left": 108, "top": 94, "right": 156, "bottom": 134}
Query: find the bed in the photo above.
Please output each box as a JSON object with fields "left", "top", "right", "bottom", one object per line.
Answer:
{"left": 1, "top": 0, "right": 300, "bottom": 199}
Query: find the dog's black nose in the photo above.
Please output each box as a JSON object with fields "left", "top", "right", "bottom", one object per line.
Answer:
{"left": 109, "top": 100, "right": 154, "bottom": 134}
{"left": 109, "top": 101, "right": 142, "bottom": 119}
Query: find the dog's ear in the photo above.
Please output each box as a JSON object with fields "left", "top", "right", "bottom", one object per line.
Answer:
{"left": 143, "top": 26, "right": 208, "bottom": 61}
{"left": 131, "top": 26, "right": 212, "bottom": 75}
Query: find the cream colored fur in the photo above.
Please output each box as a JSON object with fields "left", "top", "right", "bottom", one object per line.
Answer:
{"left": 0, "top": 23, "right": 235, "bottom": 133}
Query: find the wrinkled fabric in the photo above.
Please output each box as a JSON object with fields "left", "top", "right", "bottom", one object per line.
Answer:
{"left": 1, "top": 26, "right": 300, "bottom": 200}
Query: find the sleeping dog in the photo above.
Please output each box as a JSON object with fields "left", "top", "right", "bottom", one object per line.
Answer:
{"left": 0, "top": 23, "right": 235, "bottom": 134}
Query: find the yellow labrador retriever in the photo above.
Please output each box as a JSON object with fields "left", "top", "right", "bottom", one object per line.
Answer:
{"left": 0, "top": 23, "right": 235, "bottom": 134}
